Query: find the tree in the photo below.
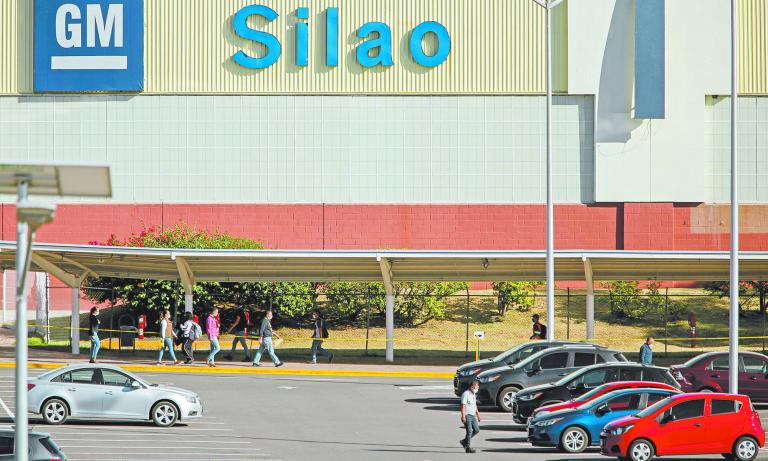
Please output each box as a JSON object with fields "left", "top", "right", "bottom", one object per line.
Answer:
{"left": 704, "top": 281, "right": 768, "bottom": 316}
{"left": 323, "top": 281, "right": 469, "bottom": 326}
{"left": 83, "top": 225, "right": 316, "bottom": 325}
{"left": 492, "top": 281, "right": 539, "bottom": 316}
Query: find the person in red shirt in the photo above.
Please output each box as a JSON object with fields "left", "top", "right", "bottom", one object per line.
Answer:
{"left": 530, "top": 314, "right": 547, "bottom": 340}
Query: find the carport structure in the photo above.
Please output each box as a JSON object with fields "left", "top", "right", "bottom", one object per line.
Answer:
{"left": 1, "top": 241, "right": 768, "bottom": 362}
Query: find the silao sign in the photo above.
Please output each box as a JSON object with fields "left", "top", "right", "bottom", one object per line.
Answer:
{"left": 231, "top": 4, "right": 452, "bottom": 69}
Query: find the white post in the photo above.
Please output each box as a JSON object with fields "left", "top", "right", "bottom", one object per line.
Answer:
{"left": 385, "top": 293, "right": 394, "bottom": 362}
{"left": 544, "top": 1, "right": 555, "bottom": 340}
{"left": 71, "top": 287, "right": 80, "bottom": 355}
{"left": 1, "top": 270, "right": 5, "bottom": 324}
{"left": 15, "top": 181, "right": 31, "bottom": 461}
{"left": 583, "top": 258, "right": 595, "bottom": 341}
{"left": 728, "top": 0, "right": 739, "bottom": 394}
{"left": 185, "top": 291, "right": 193, "bottom": 314}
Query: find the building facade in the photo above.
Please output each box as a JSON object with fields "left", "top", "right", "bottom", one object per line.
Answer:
{"left": 1, "top": 0, "right": 768, "bottom": 252}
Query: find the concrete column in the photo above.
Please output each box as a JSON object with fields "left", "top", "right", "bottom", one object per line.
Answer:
{"left": 385, "top": 293, "right": 394, "bottom": 363}
{"left": 71, "top": 288, "right": 80, "bottom": 355}
{"left": 586, "top": 283, "right": 595, "bottom": 341}
{"left": 1, "top": 270, "right": 6, "bottom": 324}
{"left": 185, "top": 291, "right": 194, "bottom": 313}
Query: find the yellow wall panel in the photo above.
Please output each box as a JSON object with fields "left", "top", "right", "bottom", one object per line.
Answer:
{"left": 739, "top": 0, "right": 768, "bottom": 94}
{"left": 0, "top": 0, "right": 567, "bottom": 95}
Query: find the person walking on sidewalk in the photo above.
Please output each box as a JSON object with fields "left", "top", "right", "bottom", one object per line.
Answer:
{"left": 309, "top": 310, "right": 333, "bottom": 364}
{"left": 224, "top": 306, "right": 251, "bottom": 362}
{"left": 252, "top": 310, "right": 283, "bottom": 367}
{"left": 640, "top": 336, "right": 654, "bottom": 365}
{"left": 180, "top": 312, "right": 200, "bottom": 364}
{"left": 460, "top": 380, "right": 482, "bottom": 453}
{"left": 157, "top": 310, "right": 181, "bottom": 366}
{"left": 88, "top": 307, "right": 100, "bottom": 363}
{"left": 206, "top": 308, "right": 221, "bottom": 367}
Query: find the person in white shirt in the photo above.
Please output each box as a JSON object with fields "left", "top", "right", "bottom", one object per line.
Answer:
{"left": 460, "top": 380, "right": 481, "bottom": 453}
{"left": 157, "top": 310, "right": 181, "bottom": 365}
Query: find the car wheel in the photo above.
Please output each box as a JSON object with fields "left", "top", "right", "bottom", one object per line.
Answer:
{"left": 41, "top": 398, "right": 69, "bottom": 425}
{"left": 628, "top": 439, "right": 655, "bottom": 461}
{"left": 560, "top": 426, "right": 589, "bottom": 453}
{"left": 497, "top": 386, "right": 520, "bottom": 413}
{"left": 733, "top": 436, "right": 759, "bottom": 461}
{"left": 151, "top": 401, "right": 179, "bottom": 427}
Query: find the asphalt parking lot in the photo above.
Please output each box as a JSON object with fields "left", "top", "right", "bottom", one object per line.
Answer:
{"left": 1, "top": 368, "right": 767, "bottom": 461}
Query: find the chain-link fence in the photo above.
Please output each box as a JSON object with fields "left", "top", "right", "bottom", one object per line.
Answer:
{"left": 38, "top": 285, "right": 768, "bottom": 360}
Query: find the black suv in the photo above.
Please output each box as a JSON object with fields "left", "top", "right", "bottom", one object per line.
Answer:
{"left": 453, "top": 340, "right": 580, "bottom": 396}
{"left": 476, "top": 345, "right": 626, "bottom": 412}
{"left": 512, "top": 362, "right": 679, "bottom": 423}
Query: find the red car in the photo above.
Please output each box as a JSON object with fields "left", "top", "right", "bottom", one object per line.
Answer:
{"left": 670, "top": 351, "right": 768, "bottom": 402}
{"left": 533, "top": 381, "right": 679, "bottom": 417}
{"left": 600, "top": 393, "right": 764, "bottom": 461}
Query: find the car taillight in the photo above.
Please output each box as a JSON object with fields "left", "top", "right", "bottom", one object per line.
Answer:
{"left": 27, "top": 384, "right": 35, "bottom": 391}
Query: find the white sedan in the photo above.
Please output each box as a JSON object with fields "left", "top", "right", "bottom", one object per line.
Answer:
{"left": 28, "top": 364, "right": 202, "bottom": 427}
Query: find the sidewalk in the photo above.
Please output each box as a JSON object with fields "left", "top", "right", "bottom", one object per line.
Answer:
{"left": 0, "top": 347, "right": 457, "bottom": 379}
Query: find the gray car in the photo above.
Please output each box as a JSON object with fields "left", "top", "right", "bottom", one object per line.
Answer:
{"left": 0, "top": 428, "right": 66, "bottom": 460}
{"left": 475, "top": 345, "right": 627, "bottom": 412}
{"left": 27, "top": 364, "right": 202, "bottom": 427}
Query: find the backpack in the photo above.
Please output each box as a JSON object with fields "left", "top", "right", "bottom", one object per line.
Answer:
{"left": 320, "top": 320, "right": 329, "bottom": 339}
{"left": 189, "top": 322, "right": 202, "bottom": 341}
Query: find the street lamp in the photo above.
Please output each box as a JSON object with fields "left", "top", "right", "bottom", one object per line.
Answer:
{"left": 532, "top": 0, "right": 564, "bottom": 340}
{"left": 728, "top": 0, "right": 739, "bottom": 394}
{"left": 0, "top": 163, "right": 111, "bottom": 461}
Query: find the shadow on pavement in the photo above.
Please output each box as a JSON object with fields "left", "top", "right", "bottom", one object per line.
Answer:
{"left": 484, "top": 437, "right": 528, "bottom": 443}
{"left": 480, "top": 424, "right": 525, "bottom": 432}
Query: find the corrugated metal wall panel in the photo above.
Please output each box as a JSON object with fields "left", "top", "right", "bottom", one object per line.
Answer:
{"left": 0, "top": 0, "right": 32, "bottom": 94}
{"left": 1, "top": 0, "right": 567, "bottom": 95}
{"left": 739, "top": 0, "right": 768, "bottom": 94}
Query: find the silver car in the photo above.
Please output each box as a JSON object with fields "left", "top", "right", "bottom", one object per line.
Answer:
{"left": 27, "top": 364, "right": 202, "bottom": 427}
{"left": 0, "top": 428, "right": 67, "bottom": 460}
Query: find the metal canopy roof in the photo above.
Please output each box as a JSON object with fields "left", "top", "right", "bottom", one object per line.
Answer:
{"left": 0, "top": 241, "right": 767, "bottom": 284}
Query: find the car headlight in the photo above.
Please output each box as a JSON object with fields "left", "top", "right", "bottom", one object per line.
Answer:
{"left": 609, "top": 424, "right": 634, "bottom": 436}
{"left": 460, "top": 367, "right": 482, "bottom": 377}
{"left": 185, "top": 395, "right": 198, "bottom": 404}
{"left": 478, "top": 374, "right": 501, "bottom": 383}
{"left": 519, "top": 392, "right": 543, "bottom": 401}
{"left": 534, "top": 417, "right": 563, "bottom": 427}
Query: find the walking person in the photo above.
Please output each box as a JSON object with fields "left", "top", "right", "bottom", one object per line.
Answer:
{"left": 157, "top": 310, "right": 181, "bottom": 366}
{"left": 460, "top": 380, "right": 482, "bottom": 453}
{"left": 252, "top": 310, "right": 283, "bottom": 367}
{"left": 206, "top": 308, "right": 221, "bottom": 367}
{"left": 530, "top": 314, "right": 547, "bottom": 340}
{"left": 640, "top": 336, "right": 654, "bottom": 365}
{"left": 309, "top": 310, "right": 333, "bottom": 364}
{"left": 88, "top": 307, "right": 101, "bottom": 363}
{"left": 180, "top": 312, "right": 199, "bottom": 364}
{"left": 224, "top": 306, "right": 251, "bottom": 361}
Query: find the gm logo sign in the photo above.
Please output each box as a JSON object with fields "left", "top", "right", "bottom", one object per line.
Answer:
{"left": 34, "top": 0, "right": 144, "bottom": 92}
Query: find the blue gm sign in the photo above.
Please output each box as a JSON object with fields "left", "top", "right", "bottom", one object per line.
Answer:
{"left": 34, "top": 0, "right": 144, "bottom": 92}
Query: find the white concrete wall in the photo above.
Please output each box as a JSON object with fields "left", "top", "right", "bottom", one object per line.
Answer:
{"left": 570, "top": 0, "right": 731, "bottom": 202}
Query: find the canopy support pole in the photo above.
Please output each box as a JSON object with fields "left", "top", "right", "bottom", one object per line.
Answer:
{"left": 173, "top": 255, "right": 196, "bottom": 314}
{"left": 378, "top": 256, "right": 395, "bottom": 363}
{"left": 583, "top": 257, "right": 595, "bottom": 341}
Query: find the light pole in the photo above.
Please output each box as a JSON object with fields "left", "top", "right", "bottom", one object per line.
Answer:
{"left": 0, "top": 163, "right": 111, "bottom": 461}
{"left": 728, "top": 0, "right": 739, "bottom": 394}
{"left": 532, "top": 0, "right": 564, "bottom": 340}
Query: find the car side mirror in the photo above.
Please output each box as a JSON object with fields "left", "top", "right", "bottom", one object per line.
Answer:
{"left": 661, "top": 413, "right": 676, "bottom": 424}
{"left": 575, "top": 382, "right": 587, "bottom": 390}
{"left": 529, "top": 364, "right": 542, "bottom": 374}
{"left": 130, "top": 380, "right": 142, "bottom": 389}
{"left": 596, "top": 405, "right": 611, "bottom": 416}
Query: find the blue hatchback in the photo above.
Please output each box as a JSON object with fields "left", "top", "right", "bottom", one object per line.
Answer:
{"left": 527, "top": 387, "right": 678, "bottom": 453}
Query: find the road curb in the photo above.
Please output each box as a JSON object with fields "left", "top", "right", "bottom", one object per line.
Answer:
{"left": 0, "top": 362, "right": 454, "bottom": 379}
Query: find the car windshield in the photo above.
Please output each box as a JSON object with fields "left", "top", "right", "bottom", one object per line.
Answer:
{"left": 492, "top": 343, "right": 536, "bottom": 363}
{"left": 555, "top": 368, "right": 585, "bottom": 386}
{"left": 635, "top": 396, "right": 673, "bottom": 418}
{"left": 512, "top": 348, "right": 552, "bottom": 368}
{"left": 574, "top": 384, "right": 608, "bottom": 402}
{"left": 680, "top": 354, "right": 710, "bottom": 368}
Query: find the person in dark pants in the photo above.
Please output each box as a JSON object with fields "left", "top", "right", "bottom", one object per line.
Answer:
{"left": 530, "top": 314, "right": 547, "bottom": 340}
{"left": 460, "top": 380, "right": 482, "bottom": 453}
{"left": 224, "top": 306, "right": 251, "bottom": 362}
{"left": 309, "top": 310, "right": 333, "bottom": 364}
{"left": 180, "top": 312, "right": 198, "bottom": 364}
{"left": 88, "top": 307, "right": 100, "bottom": 363}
